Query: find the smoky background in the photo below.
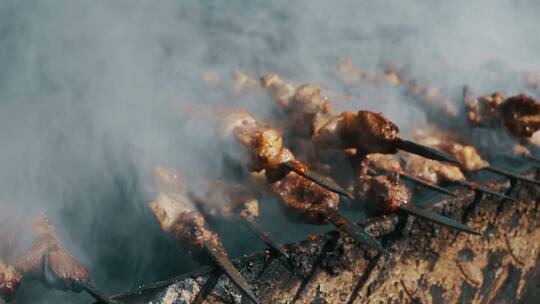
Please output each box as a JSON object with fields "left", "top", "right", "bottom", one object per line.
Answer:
{"left": 0, "top": 1, "right": 539, "bottom": 303}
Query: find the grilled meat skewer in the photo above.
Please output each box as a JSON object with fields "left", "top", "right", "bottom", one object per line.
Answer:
{"left": 221, "top": 110, "right": 384, "bottom": 253}
{"left": 354, "top": 173, "right": 478, "bottom": 235}
{"left": 1, "top": 214, "right": 120, "bottom": 304}
{"left": 433, "top": 140, "right": 540, "bottom": 185}
{"left": 464, "top": 89, "right": 540, "bottom": 138}
{"left": 198, "top": 180, "right": 290, "bottom": 261}
{"left": 149, "top": 166, "right": 259, "bottom": 304}
{"left": 220, "top": 109, "right": 351, "bottom": 197}
{"left": 272, "top": 170, "right": 385, "bottom": 253}
{"left": 260, "top": 74, "right": 458, "bottom": 164}
{"left": 362, "top": 153, "right": 456, "bottom": 197}
{"left": 0, "top": 259, "right": 21, "bottom": 303}
{"left": 402, "top": 154, "right": 516, "bottom": 201}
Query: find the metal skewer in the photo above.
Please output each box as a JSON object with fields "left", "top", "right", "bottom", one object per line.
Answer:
{"left": 455, "top": 180, "right": 517, "bottom": 201}
{"left": 399, "top": 173, "right": 457, "bottom": 197}
{"left": 239, "top": 218, "right": 290, "bottom": 260}
{"left": 283, "top": 161, "right": 354, "bottom": 199}
{"left": 203, "top": 240, "right": 259, "bottom": 304}
{"left": 398, "top": 205, "right": 479, "bottom": 235}
{"left": 324, "top": 209, "right": 385, "bottom": 254}
{"left": 192, "top": 270, "right": 222, "bottom": 304}
{"left": 396, "top": 139, "right": 461, "bottom": 164}
{"left": 79, "top": 281, "right": 123, "bottom": 304}
{"left": 481, "top": 165, "right": 540, "bottom": 185}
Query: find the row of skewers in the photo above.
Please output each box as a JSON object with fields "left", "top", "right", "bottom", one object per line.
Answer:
{"left": 3, "top": 61, "right": 540, "bottom": 304}
{"left": 0, "top": 213, "right": 121, "bottom": 304}
{"left": 144, "top": 66, "right": 540, "bottom": 303}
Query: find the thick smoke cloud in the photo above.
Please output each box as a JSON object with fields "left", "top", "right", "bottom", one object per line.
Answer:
{"left": 0, "top": 1, "right": 539, "bottom": 303}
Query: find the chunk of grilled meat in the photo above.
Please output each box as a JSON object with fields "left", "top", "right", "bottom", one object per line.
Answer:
{"left": 501, "top": 94, "right": 540, "bottom": 138}
{"left": 464, "top": 90, "right": 504, "bottom": 127}
{"left": 434, "top": 142, "right": 489, "bottom": 172}
{"left": 402, "top": 154, "right": 465, "bottom": 184}
{"left": 203, "top": 180, "right": 260, "bottom": 222}
{"left": 222, "top": 110, "right": 303, "bottom": 182}
{"left": 361, "top": 153, "right": 402, "bottom": 175}
{"left": 260, "top": 74, "right": 296, "bottom": 111}
{"left": 313, "top": 110, "right": 400, "bottom": 154}
{"left": 0, "top": 259, "right": 21, "bottom": 302}
{"left": 233, "top": 70, "right": 261, "bottom": 96}
{"left": 12, "top": 214, "right": 90, "bottom": 292}
{"left": 261, "top": 74, "right": 333, "bottom": 138}
{"left": 333, "top": 58, "right": 402, "bottom": 86}
{"left": 149, "top": 166, "right": 221, "bottom": 255}
{"left": 465, "top": 90, "right": 540, "bottom": 138}
{"left": 354, "top": 173, "right": 412, "bottom": 214}
{"left": 272, "top": 171, "right": 340, "bottom": 224}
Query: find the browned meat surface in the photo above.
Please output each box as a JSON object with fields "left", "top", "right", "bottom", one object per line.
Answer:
{"left": 464, "top": 91, "right": 504, "bottom": 127}
{"left": 261, "top": 74, "right": 334, "bottom": 138}
{"left": 333, "top": 58, "right": 402, "bottom": 85}
{"left": 149, "top": 166, "right": 221, "bottom": 254}
{"left": 435, "top": 141, "right": 489, "bottom": 172}
{"left": 222, "top": 110, "right": 297, "bottom": 182}
{"left": 233, "top": 70, "right": 260, "bottom": 95}
{"left": 0, "top": 259, "right": 21, "bottom": 301}
{"left": 501, "top": 94, "right": 540, "bottom": 138}
{"left": 354, "top": 174, "right": 411, "bottom": 213}
{"left": 260, "top": 73, "right": 296, "bottom": 110}
{"left": 402, "top": 154, "right": 465, "bottom": 184}
{"left": 314, "top": 110, "right": 399, "bottom": 154}
{"left": 361, "top": 153, "right": 402, "bottom": 174}
{"left": 12, "top": 214, "right": 90, "bottom": 291}
{"left": 272, "top": 171, "right": 340, "bottom": 224}
{"left": 204, "top": 181, "right": 260, "bottom": 222}
{"left": 527, "top": 131, "right": 540, "bottom": 147}
{"left": 512, "top": 144, "right": 532, "bottom": 157}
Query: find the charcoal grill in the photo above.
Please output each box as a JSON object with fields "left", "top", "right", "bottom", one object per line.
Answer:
{"left": 93, "top": 167, "right": 540, "bottom": 304}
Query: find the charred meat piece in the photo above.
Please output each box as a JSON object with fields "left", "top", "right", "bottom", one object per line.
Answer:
{"left": 512, "top": 144, "right": 532, "bottom": 157}
{"left": 361, "top": 153, "right": 402, "bottom": 175}
{"left": 203, "top": 180, "right": 260, "bottom": 222}
{"left": 233, "top": 70, "right": 261, "bottom": 95}
{"left": 402, "top": 154, "right": 465, "bottom": 184}
{"left": 434, "top": 141, "right": 489, "bottom": 172}
{"left": 354, "top": 173, "right": 412, "bottom": 214}
{"left": 501, "top": 94, "right": 540, "bottom": 138}
{"left": 272, "top": 171, "right": 340, "bottom": 224}
{"left": 12, "top": 214, "right": 90, "bottom": 292}
{"left": 464, "top": 90, "right": 504, "bottom": 127}
{"left": 260, "top": 73, "right": 296, "bottom": 111}
{"left": 149, "top": 166, "right": 221, "bottom": 255}
{"left": 0, "top": 259, "right": 21, "bottom": 302}
{"left": 261, "top": 74, "right": 333, "bottom": 138}
{"left": 314, "top": 110, "right": 399, "bottom": 154}
{"left": 149, "top": 166, "right": 261, "bottom": 304}
{"left": 333, "top": 58, "right": 403, "bottom": 85}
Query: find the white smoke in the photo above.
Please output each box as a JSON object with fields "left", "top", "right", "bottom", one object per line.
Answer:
{"left": 0, "top": 1, "right": 539, "bottom": 302}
